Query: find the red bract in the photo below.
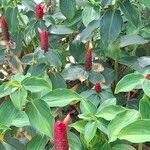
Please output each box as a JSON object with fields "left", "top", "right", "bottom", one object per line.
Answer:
{"left": 94, "top": 82, "right": 102, "bottom": 93}
{"left": 84, "top": 47, "right": 92, "bottom": 71}
{"left": 0, "top": 17, "right": 10, "bottom": 41}
{"left": 146, "top": 74, "right": 150, "bottom": 80}
{"left": 38, "top": 28, "right": 48, "bottom": 51}
{"left": 35, "top": 4, "right": 44, "bottom": 20}
{"left": 54, "top": 115, "right": 70, "bottom": 150}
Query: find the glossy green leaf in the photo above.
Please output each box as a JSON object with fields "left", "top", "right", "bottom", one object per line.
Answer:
{"left": 69, "top": 120, "right": 87, "bottom": 134}
{"left": 12, "top": 112, "right": 30, "bottom": 127}
{"left": 82, "top": 5, "right": 100, "bottom": 26}
{"left": 140, "top": 95, "right": 150, "bottom": 119}
{"left": 68, "top": 132, "right": 81, "bottom": 150}
{"left": 42, "top": 89, "right": 82, "bottom": 107}
{"left": 69, "top": 40, "right": 86, "bottom": 63}
{"left": 142, "top": 79, "right": 150, "bottom": 97}
{"left": 50, "top": 25, "right": 74, "bottom": 35}
{"left": 84, "top": 121, "right": 97, "bottom": 143}
{"left": 22, "top": 77, "right": 52, "bottom": 93}
{"left": 49, "top": 72, "right": 67, "bottom": 89}
{"left": 118, "top": 120, "right": 150, "bottom": 143}
{"left": 115, "top": 73, "right": 144, "bottom": 93}
{"left": 120, "top": 0, "right": 139, "bottom": 27}
{"left": 25, "top": 100, "right": 54, "bottom": 138}
{"left": 10, "top": 86, "right": 27, "bottom": 110}
{"left": 143, "top": 0, "right": 150, "bottom": 8}
{"left": 112, "top": 144, "right": 136, "bottom": 150}
{"left": 0, "top": 100, "right": 19, "bottom": 127}
{"left": 108, "top": 109, "right": 140, "bottom": 142}
{"left": 4, "top": 7, "right": 19, "bottom": 33}
{"left": 96, "top": 105, "right": 125, "bottom": 120}
{"left": 120, "top": 34, "right": 148, "bottom": 48}
{"left": 100, "top": 10, "right": 122, "bottom": 44}
{"left": 60, "top": 0, "right": 76, "bottom": 20}
{"left": 80, "top": 100, "right": 97, "bottom": 114}
{"left": 45, "top": 49, "right": 62, "bottom": 67}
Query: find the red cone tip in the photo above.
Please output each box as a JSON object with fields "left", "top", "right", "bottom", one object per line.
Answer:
{"left": 94, "top": 82, "right": 102, "bottom": 93}
{"left": 63, "top": 114, "right": 70, "bottom": 126}
{"left": 146, "top": 74, "right": 150, "bottom": 80}
{"left": 35, "top": 3, "right": 44, "bottom": 20}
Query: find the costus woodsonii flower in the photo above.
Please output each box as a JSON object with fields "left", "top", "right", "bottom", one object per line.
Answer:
{"left": 38, "top": 28, "right": 48, "bottom": 51}
{"left": 146, "top": 74, "right": 150, "bottom": 80}
{"left": 94, "top": 82, "right": 102, "bottom": 93}
{"left": 0, "top": 17, "right": 10, "bottom": 41}
{"left": 84, "top": 47, "right": 92, "bottom": 71}
{"left": 35, "top": 4, "right": 44, "bottom": 20}
{"left": 54, "top": 114, "right": 70, "bottom": 150}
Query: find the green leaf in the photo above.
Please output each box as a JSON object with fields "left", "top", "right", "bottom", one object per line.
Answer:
{"left": 10, "top": 86, "right": 27, "bottom": 110}
{"left": 96, "top": 105, "right": 125, "bottom": 120}
{"left": 27, "top": 134, "right": 48, "bottom": 150}
{"left": 69, "top": 40, "right": 86, "bottom": 63}
{"left": 60, "top": 0, "right": 76, "bottom": 20}
{"left": 112, "top": 144, "right": 136, "bottom": 150}
{"left": 84, "top": 121, "right": 97, "bottom": 143}
{"left": 115, "top": 73, "right": 144, "bottom": 93}
{"left": 42, "top": 89, "right": 82, "bottom": 107}
{"left": 20, "top": 0, "right": 35, "bottom": 11}
{"left": 80, "top": 100, "right": 97, "bottom": 114}
{"left": 143, "top": 0, "right": 150, "bottom": 8}
{"left": 45, "top": 49, "right": 62, "bottom": 67}
{"left": 49, "top": 72, "right": 67, "bottom": 89}
{"left": 120, "top": 34, "right": 148, "bottom": 48}
{"left": 4, "top": 7, "right": 19, "bottom": 33}
{"left": 140, "top": 95, "right": 150, "bottom": 119}
{"left": 108, "top": 109, "right": 140, "bottom": 142}
{"left": 97, "top": 119, "right": 109, "bottom": 135}
{"left": 25, "top": 100, "right": 54, "bottom": 138}
{"left": 68, "top": 132, "right": 81, "bottom": 150}
{"left": 62, "top": 65, "right": 89, "bottom": 81}
{"left": 22, "top": 77, "right": 52, "bottom": 93}
{"left": 120, "top": 0, "right": 139, "bottom": 27}
{"left": 12, "top": 112, "right": 30, "bottom": 127}
{"left": 142, "top": 79, "right": 150, "bottom": 97}
{"left": 69, "top": 120, "right": 87, "bottom": 134}
{"left": 82, "top": 5, "right": 100, "bottom": 26}
{"left": 118, "top": 120, "right": 150, "bottom": 143}
{"left": 78, "top": 19, "right": 100, "bottom": 42}
{"left": 100, "top": 10, "right": 122, "bottom": 44}
{"left": 0, "top": 100, "right": 19, "bottom": 127}
{"left": 50, "top": 25, "right": 74, "bottom": 35}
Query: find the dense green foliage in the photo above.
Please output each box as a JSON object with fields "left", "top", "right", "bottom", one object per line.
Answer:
{"left": 0, "top": 0, "right": 150, "bottom": 149}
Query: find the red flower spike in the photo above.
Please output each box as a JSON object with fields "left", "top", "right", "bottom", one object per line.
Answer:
{"left": 35, "top": 4, "right": 44, "bottom": 20}
{"left": 0, "top": 17, "right": 10, "bottom": 41}
{"left": 38, "top": 28, "right": 48, "bottom": 51}
{"left": 146, "top": 74, "right": 150, "bottom": 80}
{"left": 84, "top": 47, "right": 92, "bottom": 71}
{"left": 94, "top": 82, "right": 102, "bottom": 93}
{"left": 54, "top": 114, "right": 70, "bottom": 150}
{"left": 63, "top": 114, "right": 70, "bottom": 126}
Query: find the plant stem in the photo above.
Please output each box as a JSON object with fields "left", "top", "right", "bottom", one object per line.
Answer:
{"left": 138, "top": 143, "right": 142, "bottom": 150}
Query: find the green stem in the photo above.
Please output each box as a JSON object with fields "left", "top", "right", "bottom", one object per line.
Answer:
{"left": 138, "top": 143, "right": 142, "bottom": 150}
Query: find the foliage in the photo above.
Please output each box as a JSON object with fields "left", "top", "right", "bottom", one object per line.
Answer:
{"left": 0, "top": 0, "right": 150, "bottom": 149}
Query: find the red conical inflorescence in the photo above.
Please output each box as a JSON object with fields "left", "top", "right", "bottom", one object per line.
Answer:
{"left": 94, "top": 82, "right": 102, "bottom": 93}
{"left": 35, "top": 4, "right": 44, "bottom": 20}
{"left": 84, "top": 47, "right": 92, "bottom": 71}
{"left": 0, "top": 17, "right": 10, "bottom": 41}
{"left": 38, "top": 28, "right": 48, "bottom": 51}
{"left": 146, "top": 74, "right": 150, "bottom": 80}
{"left": 54, "top": 114, "right": 70, "bottom": 150}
